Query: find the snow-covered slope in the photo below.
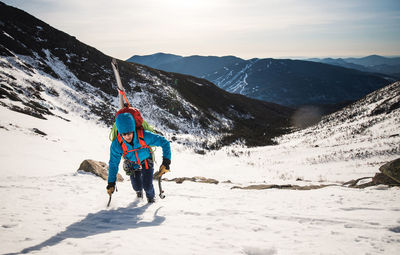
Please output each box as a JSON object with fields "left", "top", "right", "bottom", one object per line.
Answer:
{"left": 212, "top": 59, "right": 259, "bottom": 95}
{"left": 238, "top": 81, "right": 400, "bottom": 183}
{"left": 1, "top": 3, "right": 400, "bottom": 255}
{"left": 1, "top": 79, "right": 399, "bottom": 254}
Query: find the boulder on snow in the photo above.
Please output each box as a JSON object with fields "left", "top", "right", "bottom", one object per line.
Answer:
{"left": 372, "top": 173, "right": 399, "bottom": 185}
{"left": 379, "top": 158, "right": 400, "bottom": 184}
{"left": 78, "top": 159, "right": 124, "bottom": 182}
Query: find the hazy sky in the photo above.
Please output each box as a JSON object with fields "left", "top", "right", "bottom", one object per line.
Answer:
{"left": 3, "top": 0, "right": 400, "bottom": 60}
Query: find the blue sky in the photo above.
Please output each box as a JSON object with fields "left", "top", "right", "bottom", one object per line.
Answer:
{"left": 3, "top": 0, "right": 400, "bottom": 59}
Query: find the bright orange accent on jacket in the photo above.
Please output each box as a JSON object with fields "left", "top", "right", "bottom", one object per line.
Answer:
{"left": 117, "top": 128, "right": 150, "bottom": 169}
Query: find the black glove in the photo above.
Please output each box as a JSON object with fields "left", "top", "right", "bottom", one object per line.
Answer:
{"left": 162, "top": 158, "right": 171, "bottom": 170}
{"left": 106, "top": 182, "right": 115, "bottom": 195}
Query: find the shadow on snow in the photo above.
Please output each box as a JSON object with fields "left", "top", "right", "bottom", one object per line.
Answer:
{"left": 6, "top": 200, "right": 165, "bottom": 254}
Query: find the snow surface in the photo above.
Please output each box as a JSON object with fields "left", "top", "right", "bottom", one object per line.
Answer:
{"left": 1, "top": 51, "right": 399, "bottom": 254}
{"left": 1, "top": 102, "right": 400, "bottom": 255}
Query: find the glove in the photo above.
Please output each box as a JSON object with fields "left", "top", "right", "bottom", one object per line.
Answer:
{"left": 156, "top": 158, "right": 171, "bottom": 178}
{"left": 106, "top": 182, "right": 115, "bottom": 196}
{"left": 162, "top": 158, "right": 171, "bottom": 170}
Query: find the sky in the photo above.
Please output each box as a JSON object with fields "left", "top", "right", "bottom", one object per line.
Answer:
{"left": 3, "top": 0, "right": 400, "bottom": 60}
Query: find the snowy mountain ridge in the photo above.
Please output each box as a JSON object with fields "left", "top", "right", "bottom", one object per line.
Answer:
{"left": 203, "top": 58, "right": 394, "bottom": 107}
{"left": 128, "top": 53, "right": 394, "bottom": 108}
{"left": 0, "top": 52, "right": 219, "bottom": 147}
{"left": 0, "top": 2, "right": 294, "bottom": 149}
{"left": 278, "top": 81, "right": 400, "bottom": 148}
{"left": 309, "top": 55, "right": 400, "bottom": 78}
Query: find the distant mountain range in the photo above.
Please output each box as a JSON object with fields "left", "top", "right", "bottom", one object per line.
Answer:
{"left": 128, "top": 53, "right": 395, "bottom": 108}
{"left": 308, "top": 55, "right": 400, "bottom": 78}
{"left": 128, "top": 53, "right": 243, "bottom": 78}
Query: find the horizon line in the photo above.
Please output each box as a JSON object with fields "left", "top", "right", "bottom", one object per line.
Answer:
{"left": 126, "top": 52, "right": 400, "bottom": 61}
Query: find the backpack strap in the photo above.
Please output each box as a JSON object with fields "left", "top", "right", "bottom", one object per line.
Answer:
{"left": 117, "top": 131, "right": 150, "bottom": 169}
{"left": 136, "top": 128, "right": 149, "bottom": 169}
{"left": 136, "top": 128, "right": 147, "bottom": 147}
{"left": 117, "top": 134, "right": 128, "bottom": 158}
{"left": 118, "top": 88, "right": 131, "bottom": 107}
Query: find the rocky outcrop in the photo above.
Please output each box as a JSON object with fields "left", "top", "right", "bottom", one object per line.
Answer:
{"left": 343, "top": 158, "right": 400, "bottom": 188}
{"left": 32, "top": 128, "right": 47, "bottom": 136}
{"left": 379, "top": 158, "right": 400, "bottom": 183}
{"left": 78, "top": 159, "right": 124, "bottom": 182}
{"left": 372, "top": 173, "right": 399, "bottom": 185}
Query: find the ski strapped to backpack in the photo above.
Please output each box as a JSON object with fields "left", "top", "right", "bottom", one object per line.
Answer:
{"left": 110, "top": 58, "right": 156, "bottom": 168}
{"left": 118, "top": 88, "right": 131, "bottom": 108}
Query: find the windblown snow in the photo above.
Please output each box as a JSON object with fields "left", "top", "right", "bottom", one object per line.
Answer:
{"left": 1, "top": 54, "right": 400, "bottom": 254}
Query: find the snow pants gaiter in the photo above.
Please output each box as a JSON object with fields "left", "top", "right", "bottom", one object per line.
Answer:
{"left": 123, "top": 158, "right": 155, "bottom": 200}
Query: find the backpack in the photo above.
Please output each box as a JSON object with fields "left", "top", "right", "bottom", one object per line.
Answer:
{"left": 108, "top": 107, "right": 154, "bottom": 141}
{"left": 109, "top": 106, "right": 155, "bottom": 169}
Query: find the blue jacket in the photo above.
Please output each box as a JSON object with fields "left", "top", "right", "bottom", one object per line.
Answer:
{"left": 108, "top": 113, "right": 171, "bottom": 183}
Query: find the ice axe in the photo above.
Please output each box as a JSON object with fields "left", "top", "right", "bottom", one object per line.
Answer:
{"left": 158, "top": 177, "right": 165, "bottom": 199}
{"left": 107, "top": 194, "right": 112, "bottom": 207}
{"left": 106, "top": 185, "right": 117, "bottom": 207}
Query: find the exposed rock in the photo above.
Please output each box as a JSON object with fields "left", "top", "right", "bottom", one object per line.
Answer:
{"left": 193, "top": 176, "right": 219, "bottom": 184}
{"left": 341, "top": 159, "right": 400, "bottom": 188}
{"left": 389, "top": 226, "right": 400, "bottom": 233}
{"left": 341, "top": 173, "right": 400, "bottom": 189}
{"left": 372, "top": 172, "right": 399, "bottom": 185}
{"left": 231, "top": 184, "right": 336, "bottom": 190}
{"left": 194, "top": 149, "right": 206, "bottom": 155}
{"left": 163, "top": 176, "right": 219, "bottom": 184}
{"left": 9, "top": 105, "right": 46, "bottom": 120}
{"left": 342, "top": 177, "right": 374, "bottom": 188}
{"left": 78, "top": 159, "right": 124, "bottom": 182}
{"left": 32, "top": 128, "right": 47, "bottom": 136}
{"left": 379, "top": 158, "right": 400, "bottom": 183}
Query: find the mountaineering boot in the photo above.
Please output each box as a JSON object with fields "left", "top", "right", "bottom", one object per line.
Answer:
{"left": 136, "top": 191, "right": 143, "bottom": 198}
{"left": 147, "top": 197, "right": 155, "bottom": 203}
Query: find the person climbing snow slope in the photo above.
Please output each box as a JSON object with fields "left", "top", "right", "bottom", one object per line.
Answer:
{"left": 107, "top": 112, "right": 171, "bottom": 203}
